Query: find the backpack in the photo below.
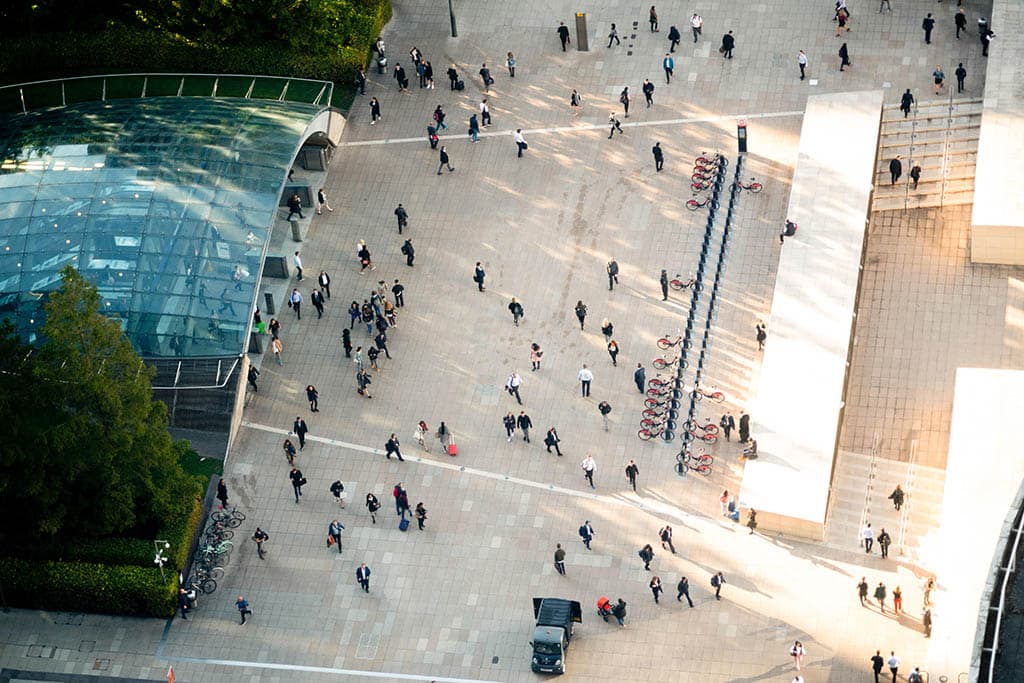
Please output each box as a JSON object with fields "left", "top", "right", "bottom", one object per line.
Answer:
{"left": 401, "top": 243, "right": 410, "bottom": 255}
{"left": 711, "top": 574, "right": 720, "bottom": 588}
{"left": 578, "top": 525, "right": 587, "bottom": 538}
{"left": 619, "top": 91, "right": 628, "bottom": 104}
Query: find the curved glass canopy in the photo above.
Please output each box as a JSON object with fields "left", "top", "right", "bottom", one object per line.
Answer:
{"left": 0, "top": 96, "right": 324, "bottom": 357}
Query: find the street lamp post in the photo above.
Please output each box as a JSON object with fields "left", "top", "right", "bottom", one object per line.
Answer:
{"left": 153, "top": 540, "right": 170, "bottom": 583}
{"left": 448, "top": 0, "right": 458, "bottom": 37}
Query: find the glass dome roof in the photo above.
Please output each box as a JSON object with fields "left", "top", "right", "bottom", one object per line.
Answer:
{"left": 0, "top": 96, "right": 324, "bottom": 357}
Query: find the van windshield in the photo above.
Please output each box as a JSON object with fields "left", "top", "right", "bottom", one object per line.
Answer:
{"left": 534, "top": 641, "right": 562, "bottom": 655}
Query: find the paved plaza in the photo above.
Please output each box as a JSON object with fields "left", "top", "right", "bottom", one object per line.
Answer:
{"left": 0, "top": 0, "right": 1012, "bottom": 681}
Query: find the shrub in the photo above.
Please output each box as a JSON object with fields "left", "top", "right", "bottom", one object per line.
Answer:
{"left": 0, "top": 558, "right": 176, "bottom": 616}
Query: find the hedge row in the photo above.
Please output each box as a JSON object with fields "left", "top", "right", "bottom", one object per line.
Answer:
{"left": 0, "top": 558, "right": 177, "bottom": 616}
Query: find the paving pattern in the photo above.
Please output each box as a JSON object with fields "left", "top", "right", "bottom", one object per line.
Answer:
{"left": 0, "top": 0, "right": 1004, "bottom": 681}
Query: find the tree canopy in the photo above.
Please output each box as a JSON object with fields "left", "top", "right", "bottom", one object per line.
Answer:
{"left": 0, "top": 266, "right": 195, "bottom": 539}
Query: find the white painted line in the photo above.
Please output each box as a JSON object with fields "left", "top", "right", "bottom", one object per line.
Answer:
{"left": 337, "top": 109, "right": 804, "bottom": 147}
{"left": 240, "top": 420, "right": 699, "bottom": 525}
{"left": 160, "top": 655, "right": 504, "bottom": 682}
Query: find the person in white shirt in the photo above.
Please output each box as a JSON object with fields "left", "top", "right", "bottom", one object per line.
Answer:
{"left": 293, "top": 250, "right": 303, "bottom": 281}
{"left": 797, "top": 50, "right": 808, "bottom": 80}
{"left": 506, "top": 372, "right": 523, "bottom": 405}
{"left": 887, "top": 652, "right": 899, "bottom": 682}
{"left": 513, "top": 129, "right": 527, "bottom": 158}
{"left": 580, "top": 454, "right": 596, "bottom": 488}
{"left": 577, "top": 364, "right": 593, "bottom": 397}
{"left": 690, "top": 13, "right": 703, "bottom": 42}
{"left": 479, "top": 99, "right": 491, "bottom": 126}
{"left": 862, "top": 522, "right": 875, "bottom": 553}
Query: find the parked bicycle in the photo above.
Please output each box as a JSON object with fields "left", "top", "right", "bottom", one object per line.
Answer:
{"left": 676, "top": 448, "right": 714, "bottom": 474}
{"left": 669, "top": 274, "right": 695, "bottom": 291}
{"left": 187, "top": 565, "right": 222, "bottom": 594}
{"left": 685, "top": 195, "right": 714, "bottom": 211}
{"left": 684, "top": 424, "right": 718, "bottom": 443}
{"left": 694, "top": 151, "right": 724, "bottom": 166}
{"left": 691, "top": 385, "right": 725, "bottom": 402}
{"left": 657, "top": 334, "right": 688, "bottom": 350}
{"left": 735, "top": 177, "right": 763, "bottom": 193}
{"left": 682, "top": 417, "right": 720, "bottom": 435}
{"left": 653, "top": 356, "right": 687, "bottom": 370}
{"left": 644, "top": 396, "right": 679, "bottom": 410}
{"left": 638, "top": 424, "right": 675, "bottom": 441}
{"left": 211, "top": 505, "right": 246, "bottom": 528}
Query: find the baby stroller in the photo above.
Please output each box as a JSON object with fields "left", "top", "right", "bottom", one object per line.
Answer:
{"left": 596, "top": 596, "right": 613, "bottom": 622}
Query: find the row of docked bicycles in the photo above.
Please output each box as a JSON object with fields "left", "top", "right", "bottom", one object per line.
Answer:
{"left": 685, "top": 152, "right": 762, "bottom": 210}
{"left": 184, "top": 505, "right": 246, "bottom": 596}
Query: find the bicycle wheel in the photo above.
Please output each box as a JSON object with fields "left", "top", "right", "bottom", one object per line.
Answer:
{"left": 644, "top": 397, "right": 665, "bottom": 409}
{"left": 653, "top": 358, "right": 674, "bottom": 370}
{"left": 694, "top": 453, "right": 714, "bottom": 465}
{"left": 224, "top": 516, "right": 242, "bottom": 529}
{"left": 196, "top": 566, "right": 224, "bottom": 581}
{"left": 637, "top": 429, "right": 655, "bottom": 441}
{"left": 656, "top": 337, "right": 673, "bottom": 350}
{"left": 702, "top": 423, "right": 720, "bottom": 435}
{"left": 691, "top": 182, "right": 712, "bottom": 192}
{"left": 661, "top": 430, "right": 675, "bottom": 442}
{"left": 685, "top": 199, "right": 702, "bottom": 211}
{"left": 699, "top": 432, "right": 718, "bottom": 444}
{"left": 647, "top": 387, "right": 668, "bottom": 398}
{"left": 691, "top": 390, "right": 704, "bottom": 401}
{"left": 197, "top": 577, "right": 217, "bottom": 594}
{"left": 210, "top": 510, "right": 229, "bottom": 523}
{"left": 648, "top": 378, "right": 669, "bottom": 388}
{"left": 669, "top": 279, "right": 685, "bottom": 291}
{"left": 229, "top": 509, "right": 246, "bottom": 522}
{"left": 692, "top": 463, "right": 712, "bottom": 475}
{"left": 748, "top": 182, "right": 763, "bottom": 193}
{"left": 710, "top": 392, "right": 726, "bottom": 403}
{"left": 642, "top": 409, "right": 664, "bottom": 419}
{"left": 640, "top": 418, "right": 664, "bottom": 429}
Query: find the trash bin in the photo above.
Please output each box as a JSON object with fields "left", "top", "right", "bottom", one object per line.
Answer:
{"left": 290, "top": 218, "right": 302, "bottom": 242}
{"left": 376, "top": 57, "right": 387, "bottom": 74}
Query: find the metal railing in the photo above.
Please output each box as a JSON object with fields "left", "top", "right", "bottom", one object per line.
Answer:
{"left": 897, "top": 438, "right": 917, "bottom": 557}
{"left": 984, "top": 502, "right": 1024, "bottom": 683}
{"left": 0, "top": 73, "right": 334, "bottom": 114}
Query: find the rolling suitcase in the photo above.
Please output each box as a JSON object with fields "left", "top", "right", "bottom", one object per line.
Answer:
{"left": 447, "top": 435, "right": 458, "bottom": 456}
{"left": 455, "top": 79, "right": 465, "bottom": 91}
{"left": 399, "top": 517, "right": 410, "bottom": 532}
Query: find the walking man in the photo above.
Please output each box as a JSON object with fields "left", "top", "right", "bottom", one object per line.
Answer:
{"left": 900, "top": 89, "right": 914, "bottom": 118}
{"left": 839, "top": 43, "right": 851, "bottom": 71}
{"left": 508, "top": 297, "right": 524, "bottom": 326}
{"left": 399, "top": 238, "right": 414, "bottom": 267}
{"left": 878, "top": 527, "right": 891, "bottom": 559}
{"left": 574, "top": 300, "right": 587, "bottom": 329}
{"left": 579, "top": 520, "right": 594, "bottom": 549}
{"left": 619, "top": 86, "right": 630, "bottom": 117}
{"left": 662, "top": 54, "right": 674, "bottom": 84}
{"left": 580, "top": 453, "right": 596, "bottom": 488}
{"left": 289, "top": 288, "right": 302, "bottom": 319}
{"left": 235, "top": 595, "right": 253, "bottom": 625}
{"left": 545, "top": 427, "right": 563, "bottom": 456}
{"left": 955, "top": 62, "right": 967, "bottom": 92}
{"left": 311, "top": 288, "right": 325, "bottom": 318}
{"left": 660, "top": 269, "right": 669, "bottom": 299}
{"left": 649, "top": 6, "right": 658, "bottom": 32}
{"left": 711, "top": 571, "right": 726, "bottom": 600}
{"left": 293, "top": 250, "right": 303, "bottom": 281}
{"left": 557, "top": 21, "right": 571, "bottom": 51}
{"left": 394, "top": 203, "right": 408, "bottom": 233}
{"left": 650, "top": 576, "right": 663, "bottom": 604}
{"left": 871, "top": 651, "right": 885, "bottom": 683}
{"left": 554, "top": 544, "right": 567, "bottom": 575}
{"left": 887, "top": 652, "right": 899, "bottom": 683}
{"left": 513, "top": 129, "right": 528, "bottom": 158}
{"left": 955, "top": 8, "right": 967, "bottom": 39}
{"left": 889, "top": 156, "right": 902, "bottom": 185}
{"left": 506, "top": 371, "right": 523, "bottom": 404}
{"left": 479, "top": 63, "right": 492, "bottom": 92}
{"left": 797, "top": 50, "right": 807, "bottom": 80}
{"left": 293, "top": 416, "right": 308, "bottom": 449}
{"left": 517, "top": 411, "right": 533, "bottom": 442}
{"left": 318, "top": 270, "right": 331, "bottom": 298}
{"left": 608, "top": 23, "right": 620, "bottom": 48}
{"left": 858, "top": 577, "right": 869, "bottom": 606}
{"left": 480, "top": 99, "right": 491, "bottom": 126}
{"left": 677, "top": 576, "right": 694, "bottom": 606}
{"left": 252, "top": 527, "right": 269, "bottom": 560}
{"left": 874, "top": 581, "right": 887, "bottom": 612}
{"left": 289, "top": 467, "right": 305, "bottom": 503}
{"left": 652, "top": 142, "right": 664, "bottom": 171}
{"left": 356, "top": 563, "right": 371, "bottom": 592}
{"left": 668, "top": 24, "right": 680, "bottom": 52}
{"left": 720, "top": 413, "right": 735, "bottom": 440}
{"left": 659, "top": 525, "right": 676, "bottom": 554}
{"left": 690, "top": 13, "right": 703, "bottom": 43}
{"left": 721, "top": 31, "right": 735, "bottom": 59}
{"left": 385, "top": 433, "right": 405, "bottom": 461}
{"left": 392, "top": 279, "right": 405, "bottom": 307}
{"left": 607, "top": 259, "right": 619, "bottom": 289}
{"left": 474, "top": 262, "right": 485, "bottom": 291}
{"left": 577, "top": 364, "right": 593, "bottom": 397}
{"left": 923, "top": 13, "right": 935, "bottom": 44}
{"left": 329, "top": 519, "right": 344, "bottom": 553}
{"left": 863, "top": 522, "right": 875, "bottom": 553}
{"left": 608, "top": 113, "right": 624, "bottom": 138}
{"left": 642, "top": 79, "right": 655, "bottom": 108}
{"left": 437, "top": 146, "right": 455, "bottom": 175}
{"left": 625, "top": 459, "right": 639, "bottom": 492}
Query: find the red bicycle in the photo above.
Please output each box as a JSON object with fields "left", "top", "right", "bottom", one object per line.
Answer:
{"left": 691, "top": 385, "right": 726, "bottom": 403}
{"left": 682, "top": 417, "right": 720, "bottom": 435}
{"left": 735, "top": 177, "right": 763, "bottom": 193}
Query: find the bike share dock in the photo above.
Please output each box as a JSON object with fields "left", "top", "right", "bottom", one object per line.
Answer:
{"left": 739, "top": 90, "right": 884, "bottom": 540}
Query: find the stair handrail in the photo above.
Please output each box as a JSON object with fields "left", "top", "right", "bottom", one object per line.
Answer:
{"left": 858, "top": 431, "right": 881, "bottom": 546}
{"left": 897, "top": 438, "right": 917, "bottom": 557}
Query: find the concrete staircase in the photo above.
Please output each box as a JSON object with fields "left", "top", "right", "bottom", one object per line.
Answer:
{"left": 825, "top": 448, "right": 946, "bottom": 565}
{"left": 872, "top": 97, "right": 982, "bottom": 212}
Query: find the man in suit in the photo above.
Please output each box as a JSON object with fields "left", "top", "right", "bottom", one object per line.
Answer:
{"left": 293, "top": 416, "right": 308, "bottom": 449}
{"left": 356, "top": 563, "right": 371, "bottom": 592}
{"left": 311, "top": 288, "right": 325, "bottom": 318}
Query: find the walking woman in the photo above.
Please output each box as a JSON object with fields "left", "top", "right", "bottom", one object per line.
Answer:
{"left": 370, "top": 97, "right": 382, "bottom": 124}
{"left": 570, "top": 89, "right": 583, "bottom": 116}
{"left": 607, "top": 340, "right": 619, "bottom": 366}
{"left": 503, "top": 412, "right": 517, "bottom": 442}
{"left": 574, "top": 300, "right": 588, "bottom": 329}
{"left": 506, "top": 51, "right": 516, "bottom": 77}
{"left": 601, "top": 318, "right": 614, "bottom": 343}
{"left": 530, "top": 342, "right": 543, "bottom": 371}
{"left": 365, "top": 492, "right": 380, "bottom": 524}
{"left": 271, "top": 337, "right": 284, "bottom": 365}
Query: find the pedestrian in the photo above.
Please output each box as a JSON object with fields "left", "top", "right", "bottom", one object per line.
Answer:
{"left": 479, "top": 63, "right": 493, "bottom": 92}
{"left": 607, "top": 340, "right": 619, "bottom": 366}
{"left": 306, "top": 385, "right": 320, "bottom": 412}
{"left": 659, "top": 525, "right": 676, "bottom": 554}
{"left": 374, "top": 331, "right": 391, "bottom": 360}
{"left": 214, "top": 479, "right": 230, "bottom": 510}
{"left": 437, "top": 146, "right": 455, "bottom": 175}
{"left": 739, "top": 412, "right": 750, "bottom": 442}
{"left": 871, "top": 650, "right": 885, "bottom": 683}
{"left": 878, "top": 0, "right": 890, "bottom": 12}
{"left": 874, "top": 581, "right": 887, "bottom": 612}
{"left": 415, "top": 502, "right": 427, "bottom": 530}
{"left": 286, "top": 192, "right": 304, "bottom": 220}
{"left": 611, "top": 598, "right": 627, "bottom": 626}
{"left": 978, "top": 16, "right": 988, "bottom": 40}
{"left": 409, "top": 46, "right": 422, "bottom": 67}
{"left": 887, "top": 652, "right": 899, "bottom": 682}
{"left": 597, "top": 401, "right": 612, "bottom": 431}
{"left": 316, "top": 188, "right": 333, "bottom": 215}
{"left": 955, "top": 9, "right": 967, "bottom": 39}
{"left": 642, "top": 79, "right": 655, "bottom": 108}
{"left": 923, "top": 13, "right": 935, "bottom": 44}
{"left": 288, "top": 288, "right": 302, "bottom": 319}
{"left": 720, "top": 31, "right": 735, "bottom": 59}
{"left": 506, "top": 371, "right": 523, "bottom": 404}
{"left": 356, "top": 563, "right": 371, "bottom": 592}
{"left": 862, "top": 522, "right": 874, "bottom": 553}
{"left": 316, "top": 270, "right": 331, "bottom": 300}
{"left": 923, "top": 608, "right": 932, "bottom": 637}
{"left": 358, "top": 240, "right": 376, "bottom": 273}
{"left": 668, "top": 25, "right": 681, "bottom": 52}
{"left": 625, "top": 459, "right": 639, "bottom": 491}
{"left": 390, "top": 280, "right": 404, "bottom": 309}
{"left": 746, "top": 509, "right": 758, "bottom": 534}
{"left": 797, "top": 50, "right": 807, "bottom": 80}
{"left": 955, "top": 63, "right": 967, "bottom": 93}
{"left": 369, "top": 96, "right": 382, "bottom": 124}
{"left": 982, "top": 29, "right": 994, "bottom": 58}
{"left": 328, "top": 519, "right": 344, "bottom": 553}
{"left": 720, "top": 489, "right": 730, "bottom": 516}
{"left": 690, "top": 13, "right": 703, "bottom": 43}
{"left": 503, "top": 412, "right": 516, "bottom": 442}
{"left": 392, "top": 482, "right": 407, "bottom": 517}
{"left": 177, "top": 588, "right": 193, "bottom": 619}
{"left": 580, "top": 453, "right": 596, "bottom": 488}
{"left": 474, "top": 262, "right": 486, "bottom": 291}
{"left": 608, "top": 23, "right": 620, "bottom": 48}
{"left": 246, "top": 364, "right": 260, "bottom": 393}
{"left": 889, "top": 484, "right": 905, "bottom": 510}
{"left": 417, "top": 61, "right": 427, "bottom": 88}
{"left": 554, "top": 544, "right": 567, "bottom": 575}
{"left": 517, "top": 411, "right": 533, "bottom": 443}
{"left": 557, "top": 21, "right": 571, "bottom": 51}
{"left": 790, "top": 641, "right": 805, "bottom": 670}
{"left": 577, "top": 364, "right": 593, "bottom": 397}
{"left": 508, "top": 297, "right": 524, "bottom": 325}
{"left": 650, "top": 576, "right": 663, "bottom": 603}
{"left": 311, "top": 288, "right": 325, "bottom": 318}
{"left": 578, "top": 520, "right": 594, "bottom": 549}
{"left": 889, "top": 156, "right": 902, "bottom": 185}
{"left": 393, "top": 63, "right": 408, "bottom": 91}
{"left": 570, "top": 89, "right": 582, "bottom": 116}
{"left": 908, "top": 667, "right": 923, "bottom": 683}
{"left": 292, "top": 416, "right": 308, "bottom": 449}
{"left": 447, "top": 63, "right": 459, "bottom": 90}
{"left": 721, "top": 414, "right": 735, "bottom": 440}
{"left": 661, "top": 53, "right": 674, "bottom": 84}
{"left": 574, "top": 300, "right": 587, "bottom": 329}
{"left": 530, "top": 343, "right": 543, "bottom": 371}
{"left": 933, "top": 65, "right": 945, "bottom": 94}
{"left": 395, "top": 239, "right": 412, "bottom": 268}
{"left": 394, "top": 203, "right": 408, "bottom": 233}
{"left": 756, "top": 321, "right": 767, "bottom": 350}
{"left": 289, "top": 466, "right": 305, "bottom": 503}
{"left": 235, "top": 595, "right": 253, "bottom": 625}
{"left": 356, "top": 367, "right": 372, "bottom": 398}
{"left": 363, "top": 493, "right": 380, "bottom": 524}
{"left": 659, "top": 269, "right": 669, "bottom": 299}
{"left": 330, "top": 479, "right": 345, "bottom": 509}
{"left": 893, "top": 585, "right": 902, "bottom": 613}
{"left": 347, "top": 302, "right": 361, "bottom": 330}
{"left": 677, "top": 576, "right": 694, "bottom": 606}
{"left": 711, "top": 571, "right": 726, "bottom": 600}
{"left": 900, "top": 89, "right": 914, "bottom": 118}
{"left": 839, "top": 43, "right": 851, "bottom": 71}
{"left": 433, "top": 105, "right": 448, "bottom": 132}
{"left": 545, "top": 427, "right": 563, "bottom": 456}
{"left": 608, "top": 113, "right": 623, "bottom": 138}
{"left": 282, "top": 439, "right": 296, "bottom": 465}
{"left": 836, "top": 7, "right": 849, "bottom": 36}
{"left": 354, "top": 66, "right": 366, "bottom": 95}
{"left": 601, "top": 318, "right": 614, "bottom": 342}
{"left": 910, "top": 164, "right": 921, "bottom": 189}
{"left": 856, "top": 577, "right": 871, "bottom": 606}
{"left": 639, "top": 543, "right": 654, "bottom": 570}
{"left": 427, "top": 121, "right": 439, "bottom": 149}
{"left": 878, "top": 527, "right": 891, "bottom": 559}
{"left": 648, "top": 5, "right": 659, "bottom": 32}
{"left": 506, "top": 51, "right": 516, "bottom": 77}
{"left": 619, "top": 86, "right": 630, "bottom": 118}
{"left": 480, "top": 98, "right": 491, "bottom": 126}
{"left": 385, "top": 433, "right": 404, "bottom": 461}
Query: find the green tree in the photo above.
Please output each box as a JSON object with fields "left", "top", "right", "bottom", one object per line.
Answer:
{"left": 0, "top": 266, "right": 194, "bottom": 539}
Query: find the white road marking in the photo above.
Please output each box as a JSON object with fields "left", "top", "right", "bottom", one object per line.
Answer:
{"left": 161, "top": 655, "right": 504, "bottom": 682}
